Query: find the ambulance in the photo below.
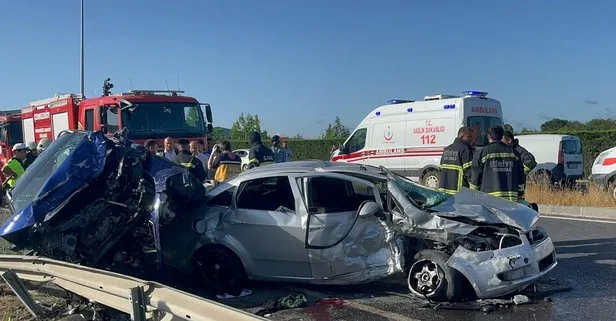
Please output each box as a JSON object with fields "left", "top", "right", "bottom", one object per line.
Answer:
{"left": 331, "top": 91, "right": 503, "bottom": 188}
{"left": 588, "top": 145, "right": 616, "bottom": 199}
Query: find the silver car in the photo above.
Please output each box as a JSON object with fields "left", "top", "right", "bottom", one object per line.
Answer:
{"left": 162, "top": 161, "right": 557, "bottom": 301}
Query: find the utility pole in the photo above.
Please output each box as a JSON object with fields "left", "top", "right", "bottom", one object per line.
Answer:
{"left": 80, "top": 0, "right": 85, "bottom": 98}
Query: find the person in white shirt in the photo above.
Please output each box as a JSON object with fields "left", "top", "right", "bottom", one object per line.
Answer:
{"left": 159, "top": 137, "right": 177, "bottom": 161}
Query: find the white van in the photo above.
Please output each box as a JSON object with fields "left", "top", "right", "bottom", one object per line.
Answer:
{"left": 589, "top": 146, "right": 616, "bottom": 198}
{"left": 331, "top": 91, "right": 503, "bottom": 188}
{"left": 515, "top": 134, "right": 584, "bottom": 184}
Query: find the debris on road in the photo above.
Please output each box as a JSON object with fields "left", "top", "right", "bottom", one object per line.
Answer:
{"left": 513, "top": 294, "right": 531, "bottom": 305}
{"left": 255, "top": 293, "right": 308, "bottom": 317}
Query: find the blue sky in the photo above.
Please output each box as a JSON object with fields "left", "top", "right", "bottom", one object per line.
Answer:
{"left": 0, "top": 1, "right": 614, "bottom": 138}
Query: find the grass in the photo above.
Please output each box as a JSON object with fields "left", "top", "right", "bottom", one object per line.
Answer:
{"left": 525, "top": 183, "right": 616, "bottom": 208}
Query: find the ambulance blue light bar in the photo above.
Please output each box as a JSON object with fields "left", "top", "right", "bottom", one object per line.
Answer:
{"left": 462, "top": 91, "right": 488, "bottom": 97}
{"left": 388, "top": 99, "right": 414, "bottom": 104}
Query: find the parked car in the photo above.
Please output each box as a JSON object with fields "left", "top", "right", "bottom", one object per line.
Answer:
{"left": 164, "top": 161, "right": 556, "bottom": 301}
{"left": 516, "top": 134, "right": 584, "bottom": 185}
{"left": 588, "top": 145, "right": 616, "bottom": 199}
{"left": 232, "top": 149, "right": 250, "bottom": 171}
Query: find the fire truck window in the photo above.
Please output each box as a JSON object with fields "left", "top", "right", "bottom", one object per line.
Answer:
{"left": 84, "top": 109, "right": 94, "bottom": 131}
{"left": 184, "top": 106, "right": 200, "bottom": 128}
{"left": 106, "top": 108, "right": 119, "bottom": 133}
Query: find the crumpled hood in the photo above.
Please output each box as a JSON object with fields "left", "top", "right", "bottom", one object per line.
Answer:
{"left": 428, "top": 188, "right": 539, "bottom": 232}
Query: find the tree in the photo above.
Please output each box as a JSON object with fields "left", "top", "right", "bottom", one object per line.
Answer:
{"left": 292, "top": 133, "right": 304, "bottom": 140}
{"left": 209, "top": 127, "right": 230, "bottom": 141}
{"left": 321, "top": 116, "right": 350, "bottom": 140}
{"left": 230, "top": 113, "right": 269, "bottom": 141}
{"left": 539, "top": 119, "right": 585, "bottom": 132}
{"left": 185, "top": 106, "right": 200, "bottom": 127}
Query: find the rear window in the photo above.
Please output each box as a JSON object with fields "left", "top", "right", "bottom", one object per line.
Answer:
{"left": 562, "top": 139, "right": 582, "bottom": 154}
{"left": 466, "top": 116, "right": 502, "bottom": 147}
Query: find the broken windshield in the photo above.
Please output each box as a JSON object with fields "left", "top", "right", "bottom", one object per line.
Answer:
{"left": 383, "top": 168, "right": 451, "bottom": 209}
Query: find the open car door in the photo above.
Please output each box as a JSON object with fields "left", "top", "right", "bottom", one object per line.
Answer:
{"left": 295, "top": 172, "right": 401, "bottom": 282}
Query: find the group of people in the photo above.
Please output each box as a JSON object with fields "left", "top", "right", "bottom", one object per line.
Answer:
{"left": 143, "top": 132, "right": 293, "bottom": 185}
{"left": 438, "top": 125, "right": 537, "bottom": 202}
{"left": 1, "top": 138, "right": 51, "bottom": 189}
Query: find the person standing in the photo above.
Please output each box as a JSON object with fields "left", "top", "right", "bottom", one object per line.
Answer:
{"left": 172, "top": 139, "right": 207, "bottom": 182}
{"left": 2, "top": 144, "right": 28, "bottom": 189}
{"left": 247, "top": 131, "right": 275, "bottom": 169}
{"left": 502, "top": 131, "right": 537, "bottom": 200}
{"left": 22, "top": 141, "right": 39, "bottom": 169}
{"left": 470, "top": 126, "right": 525, "bottom": 201}
{"left": 159, "top": 137, "right": 177, "bottom": 161}
{"left": 210, "top": 140, "right": 242, "bottom": 184}
{"left": 144, "top": 139, "right": 159, "bottom": 156}
{"left": 271, "top": 135, "right": 286, "bottom": 163}
{"left": 438, "top": 127, "right": 474, "bottom": 194}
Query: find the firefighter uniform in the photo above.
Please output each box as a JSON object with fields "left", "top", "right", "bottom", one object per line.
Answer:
{"left": 172, "top": 150, "right": 208, "bottom": 182}
{"left": 469, "top": 141, "right": 525, "bottom": 201}
{"left": 508, "top": 139, "right": 537, "bottom": 175}
{"left": 247, "top": 132, "right": 275, "bottom": 169}
{"left": 438, "top": 138, "right": 474, "bottom": 194}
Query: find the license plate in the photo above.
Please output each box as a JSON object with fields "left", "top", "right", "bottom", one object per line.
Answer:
{"left": 567, "top": 163, "right": 578, "bottom": 169}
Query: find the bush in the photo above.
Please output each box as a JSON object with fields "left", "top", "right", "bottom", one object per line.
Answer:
{"left": 230, "top": 139, "right": 341, "bottom": 161}
{"left": 525, "top": 183, "right": 616, "bottom": 208}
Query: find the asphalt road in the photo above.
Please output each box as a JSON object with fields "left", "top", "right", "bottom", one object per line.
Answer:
{"left": 215, "top": 216, "right": 616, "bottom": 321}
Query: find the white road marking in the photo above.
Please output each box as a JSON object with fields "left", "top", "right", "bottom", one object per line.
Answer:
{"left": 541, "top": 215, "right": 616, "bottom": 224}
{"left": 283, "top": 286, "right": 422, "bottom": 321}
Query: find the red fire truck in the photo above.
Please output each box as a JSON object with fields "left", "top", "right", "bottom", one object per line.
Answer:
{"left": 20, "top": 79, "right": 213, "bottom": 148}
{"left": 0, "top": 110, "right": 23, "bottom": 182}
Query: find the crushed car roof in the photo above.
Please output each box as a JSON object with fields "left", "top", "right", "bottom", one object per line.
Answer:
{"left": 234, "top": 161, "right": 388, "bottom": 180}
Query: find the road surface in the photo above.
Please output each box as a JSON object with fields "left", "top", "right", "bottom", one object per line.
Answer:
{"left": 218, "top": 216, "right": 616, "bottom": 321}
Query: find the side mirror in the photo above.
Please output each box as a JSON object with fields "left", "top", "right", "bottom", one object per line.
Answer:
{"left": 340, "top": 143, "right": 349, "bottom": 155}
{"left": 358, "top": 201, "right": 383, "bottom": 218}
{"left": 201, "top": 103, "right": 213, "bottom": 134}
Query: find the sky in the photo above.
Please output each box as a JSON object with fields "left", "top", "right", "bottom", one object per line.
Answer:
{"left": 0, "top": 0, "right": 614, "bottom": 138}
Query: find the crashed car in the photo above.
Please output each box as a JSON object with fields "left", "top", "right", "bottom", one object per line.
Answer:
{"left": 173, "top": 161, "right": 557, "bottom": 301}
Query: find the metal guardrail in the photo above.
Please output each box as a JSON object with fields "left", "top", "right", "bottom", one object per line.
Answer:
{"left": 0, "top": 254, "right": 265, "bottom": 321}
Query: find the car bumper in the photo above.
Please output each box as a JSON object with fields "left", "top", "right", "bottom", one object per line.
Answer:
{"left": 446, "top": 227, "right": 557, "bottom": 299}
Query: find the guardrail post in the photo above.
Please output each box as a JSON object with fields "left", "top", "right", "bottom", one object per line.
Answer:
{"left": 1, "top": 269, "right": 43, "bottom": 318}
{"left": 129, "top": 286, "right": 147, "bottom": 321}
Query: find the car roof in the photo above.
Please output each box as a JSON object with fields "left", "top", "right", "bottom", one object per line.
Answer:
{"left": 233, "top": 161, "right": 387, "bottom": 181}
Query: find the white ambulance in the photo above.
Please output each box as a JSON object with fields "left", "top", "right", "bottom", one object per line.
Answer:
{"left": 589, "top": 146, "right": 616, "bottom": 199}
{"left": 331, "top": 91, "right": 503, "bottom": 189}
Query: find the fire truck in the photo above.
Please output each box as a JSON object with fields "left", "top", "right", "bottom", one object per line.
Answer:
{"left": 21, "top": 78, "right": 213, "bottom": 148}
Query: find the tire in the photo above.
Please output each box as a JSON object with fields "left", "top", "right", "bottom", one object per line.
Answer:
{"left": 194, "top": 246, "right": 247, "bottom": 296}
{"left": 421, "top": 169, "right": 440, "bottom": 190}
{"left": 407, "top": 249, "right": 463, "bottom": 301}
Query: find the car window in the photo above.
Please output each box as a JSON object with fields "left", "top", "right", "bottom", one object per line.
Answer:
{"left": 237, "top": 176, "right": 296, "bottom": 212}
{"left": 307, "top": 176, "right": 375, "bottom": 214}
{"left": 208, "top": 186, "right": 237, "bottom": 207}
{"left": 562, "top": 139, "right": 582, "bottom": 154}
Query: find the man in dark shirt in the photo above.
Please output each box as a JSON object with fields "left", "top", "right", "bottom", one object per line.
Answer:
{"left": 172, "top": 138, "right": 207, "bottom": 182}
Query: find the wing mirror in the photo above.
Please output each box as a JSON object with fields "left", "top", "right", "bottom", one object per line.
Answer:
{"left": 340, "top": 143, "right": 349, "bottom": 155}
{"left": 358, "top": 201, "right": 383, "bottom": 218}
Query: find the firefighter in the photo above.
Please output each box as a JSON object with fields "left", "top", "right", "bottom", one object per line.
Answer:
{"left": 438, "top": 126, "right": 474, "bottom": 194}
{"left": 502, "top": 131, "right": 537, "bottom": 176}
{"left": 469, "top": 126, "right": 525, "bottom": 201}
{"left": 172, "top": 138, "right": 207, "bottom": 182}
{"left": 247, "top": 131, "right": 275, "bottom": 169}
{"left": 22, "top": 141, "right": 39, "bottom": 169}
{"left": 2, "top": 143, "right": 28, "bottom": 189}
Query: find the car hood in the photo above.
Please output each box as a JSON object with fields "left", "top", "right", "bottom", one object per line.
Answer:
{"left": 428, "top": 188, "right": 539, "bottom": 232}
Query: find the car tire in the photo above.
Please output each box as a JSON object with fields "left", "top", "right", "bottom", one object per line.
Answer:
{"left": 421, "top": 169, "right": 440, "bottom": 189}
{"left": 194, "top": 246, "right": 247, "bottom": 297}
{"left": 407, "top": 249, "right": 462, "bottom": 302}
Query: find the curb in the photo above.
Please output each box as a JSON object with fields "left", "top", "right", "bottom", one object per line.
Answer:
{"left": 538, "top": 204, "right": 616, "bottom": 221}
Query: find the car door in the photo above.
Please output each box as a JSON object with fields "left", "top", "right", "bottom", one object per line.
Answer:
{"left": 295, "top": 172, "right": 401, "bottom": 282}
{"left": 223, "top": 175, "right": 311, "bottom": 280}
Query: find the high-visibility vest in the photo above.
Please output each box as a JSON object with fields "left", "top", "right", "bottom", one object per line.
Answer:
{"left": 6, "top": 158, "right": 25, "bottom": 188}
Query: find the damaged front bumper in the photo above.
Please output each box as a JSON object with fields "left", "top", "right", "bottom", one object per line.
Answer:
{"left": 446, "top": 227, "right": 557, "bottom": 299}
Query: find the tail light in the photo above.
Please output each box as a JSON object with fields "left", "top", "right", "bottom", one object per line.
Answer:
{"left": 558, "top": 141, "right": 564, "bottom": 164}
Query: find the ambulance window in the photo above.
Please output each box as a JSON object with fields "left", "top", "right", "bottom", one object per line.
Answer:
{"left": 347, "top": 128, "right": 367, "bottom": 153}
{"left": 106, "top": 108, "right": 119, "bottom": 133}
{"left": 467, "top": 116, "right": 502, "bottom": 147}
{"left": 84, "top": 109, "right": 94, "bottom": 131}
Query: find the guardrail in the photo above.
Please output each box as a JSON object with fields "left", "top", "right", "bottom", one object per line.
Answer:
{"left": 0, "top": 254, "right": 265, "bottom": 321}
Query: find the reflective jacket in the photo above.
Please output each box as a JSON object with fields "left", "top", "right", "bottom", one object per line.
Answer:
{"left": 469, "top": 141, "right": 525, "bottom": 201}
{"left": 247, "top": 132, "right": 275, "bottom": 169}
{"left": 438, "top": 138, "right": 474, "bottom": 194}
{"left": 172, "top": 150, "right": 207, "bottom": 182}
{"left": 508, "top": 139, "right": 537, "bottom": 175}
{"left": 5, "top": 158, "right": 25, "bottom": 189}
{"left": 212, "top": 151, "right": 242, "bottom": 183}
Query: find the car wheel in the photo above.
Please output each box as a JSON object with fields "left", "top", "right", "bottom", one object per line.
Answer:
{"left": 421, "top": 170, "right": 440, "bottom": 189}
{"left": 194, "top": 246, "right": 247, "bottom": 296}
{"left": 407, "top": 249, "right": 462, "bottom": 301}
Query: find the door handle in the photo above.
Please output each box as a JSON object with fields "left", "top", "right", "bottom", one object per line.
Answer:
{"left": 226, "top": 218, "right": 242, "bottom": 225}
